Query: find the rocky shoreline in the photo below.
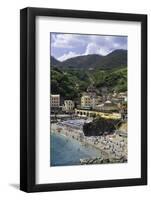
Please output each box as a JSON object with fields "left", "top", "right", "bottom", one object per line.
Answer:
{"left": 80, "top": 155, "right": 127, "bottom": 165}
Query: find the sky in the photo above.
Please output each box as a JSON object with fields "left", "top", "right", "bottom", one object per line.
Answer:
{"left": 50, "top": 33, "right": 127, "bottom": 61}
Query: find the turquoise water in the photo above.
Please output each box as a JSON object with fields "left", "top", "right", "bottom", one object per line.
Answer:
{"left": 50, "top": 133, "right": 101, "bottom": 166}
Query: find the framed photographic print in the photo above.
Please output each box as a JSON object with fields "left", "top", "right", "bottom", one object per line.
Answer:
{"left": 20, "top": 7, "right": 147, "bottom": 192}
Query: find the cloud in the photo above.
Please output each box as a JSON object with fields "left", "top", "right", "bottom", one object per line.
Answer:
{"left": 84, "top": 43, "right": 100, "bottom": 55}
{"left": 51, "top": 33, "right": 127, "bottom": 60}
{"left": 58, "top": 51, "right": 80, "bottom": 61}
{"left": 57, "top": 42, "right": 113, "bottom": 61}
{"left": 51, "top": 34, "right": 73, "bottom": 48}
{"left": 51, "top": 33, "right": 85, "bottom": 48}
{"left": 84, "top": 42, "right": 112, "bottom": 56}
{"left": 99, "top": 48, "right": 112, "bottom": 56}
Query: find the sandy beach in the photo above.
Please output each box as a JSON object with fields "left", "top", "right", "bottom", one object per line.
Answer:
{"left": 51, "top": 121, "right": 127, "bottom": 162}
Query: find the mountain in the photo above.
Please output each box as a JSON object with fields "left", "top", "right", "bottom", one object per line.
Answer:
{"left": 95, "top": 49, "right": 127, "bottom": 69}
{"left": 51, "top": 56, "right": 61, "bottom": 66}
{"left": 51, "top": 49, "right": 127, "bottom": 70}
{"left": 57, "top": 54, "right": 103, "bottom": 69}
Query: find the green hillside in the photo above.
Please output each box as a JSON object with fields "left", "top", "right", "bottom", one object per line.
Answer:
{"left": 51, "top": 66, "right": 127, "bottom": 100}
{"left": 51, "top": 49, "right": 127, "bottom": 99}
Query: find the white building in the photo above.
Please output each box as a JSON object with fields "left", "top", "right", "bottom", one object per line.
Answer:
{"left": 63, "top": 100, "right": 74, "bottom": 112}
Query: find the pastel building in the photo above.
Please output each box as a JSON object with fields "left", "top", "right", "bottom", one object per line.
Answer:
{"left": 81, "top": 95, "right": 91, "bottom": 107}
{"left": 51, "top": 94, "right": 60, "bottom": 108}
{"left": 81, "top": 95, "right": 102, "bottom": 109}
{"left": 75, "top": 108, "right": 121, "bottom": 120}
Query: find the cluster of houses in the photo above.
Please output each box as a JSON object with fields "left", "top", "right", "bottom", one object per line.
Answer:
{"left": 51, "top": 87, "right": 127, "bottom": 120}
{"left": 51, "top": 95, "right": 75, "bottom": 113}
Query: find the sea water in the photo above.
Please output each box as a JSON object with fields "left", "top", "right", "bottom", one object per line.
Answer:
{"left": 50, "top": 133, "right": 101, "bottom": 166}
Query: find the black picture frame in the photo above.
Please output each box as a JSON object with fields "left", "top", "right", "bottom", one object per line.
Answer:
{"left": 20, "top": 7, "right": 147, "bottom": 192}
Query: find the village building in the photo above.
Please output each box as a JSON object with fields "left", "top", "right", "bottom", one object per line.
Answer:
{"left": 96, "top": 100, "right": 119, "bottom": 112}
{"left": 75, "top": 108, "right": 121, "bottom": 120}
{"left": 62, "top": 100, "right": 75, "bottom": 113}
{"left": 81, "top": 95, "right": 92, "bottom": 108}
{"left": 51, "top": 94, "right": 60, "bottom": 107}
{"left": 91, "top": 96, "right": 102, "bottom": 109}
{"left": 81, "top": 94, "right": 102, "bottom": 109}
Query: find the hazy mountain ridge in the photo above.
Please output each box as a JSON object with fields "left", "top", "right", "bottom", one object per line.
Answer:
{"left": 51, "top": 56, "right": 61, "bottom": 66}
{"left": 51, "top": 49, "right": 127, "bottom": 69}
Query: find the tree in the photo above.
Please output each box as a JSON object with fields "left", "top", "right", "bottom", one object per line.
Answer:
{"left": 83, "top": 117, "right": 117, "bottom": 136}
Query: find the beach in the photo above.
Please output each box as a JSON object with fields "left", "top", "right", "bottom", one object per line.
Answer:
{"left": 50, "top": 120, "right": 127, "bottom": 166}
